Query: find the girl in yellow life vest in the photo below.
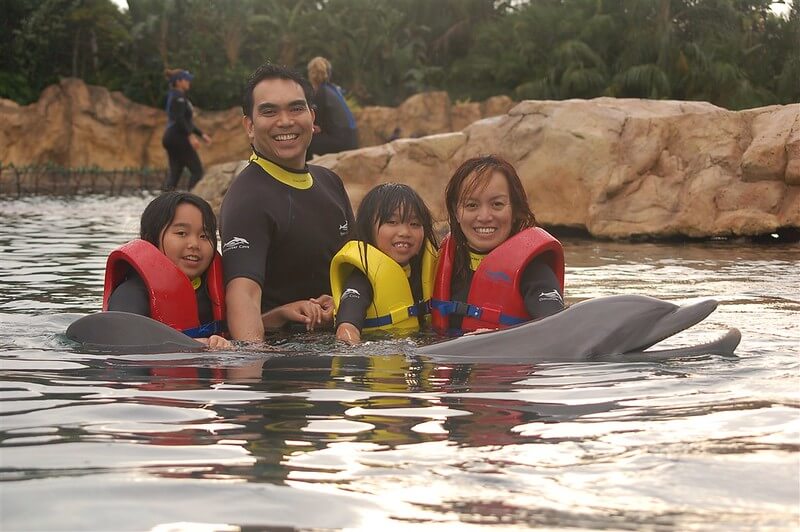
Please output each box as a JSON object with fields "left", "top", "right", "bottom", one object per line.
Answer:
{"left": 330, "top": 183, "right": 438, "bottom": 344}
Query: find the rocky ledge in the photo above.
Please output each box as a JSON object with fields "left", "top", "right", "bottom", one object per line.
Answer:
{"left": 197, "top": 98, "right": 799, "bottom": 240}
{"left": 0, "top": 78, "right": 512, "bottom": 171}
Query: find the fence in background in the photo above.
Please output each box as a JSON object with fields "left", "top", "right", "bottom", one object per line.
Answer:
{"left": 0, "top": 163, "right": 169, "bottom": 196}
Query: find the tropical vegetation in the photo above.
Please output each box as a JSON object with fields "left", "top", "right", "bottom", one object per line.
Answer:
{"left": 1, "top": 0, "right": 797, "bottom": 110}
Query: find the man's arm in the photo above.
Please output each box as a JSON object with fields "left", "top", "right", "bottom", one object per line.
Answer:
{"left": 226, "top": 277, "right": 265, "bottom": 341}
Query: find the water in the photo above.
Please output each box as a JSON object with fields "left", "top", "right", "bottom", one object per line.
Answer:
{"left": 1, "top": 195, "right": 798, "bottom": 531}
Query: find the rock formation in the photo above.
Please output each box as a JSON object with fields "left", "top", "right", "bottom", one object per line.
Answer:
{"left": 197, "top": 98, "right": 799, "bottom": 239}
{"left": 353, "top": 92, "right": 515, "bottom": 146}
{"left": 3, "top": 78, "right": 796, "bottom": 239}
{"left": 0, "top": 78, "right": 513, "bottom": 170}
{"left": 0, "top": 78, "right": 250, "bottom": 170}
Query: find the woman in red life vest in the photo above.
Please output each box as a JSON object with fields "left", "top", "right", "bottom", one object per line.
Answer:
{"left": 103, "top": 192, "right": 230, "bottom": 349}
{"left": 431, "top": 155, "right": 565, "bottom": 336}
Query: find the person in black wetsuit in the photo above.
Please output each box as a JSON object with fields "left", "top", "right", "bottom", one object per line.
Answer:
{"left": 219, "top": 62, "right": 355, "bottom": 342}
{"left": 306, "top": 57, "right": 358, "bottom": 158}
{"left": 161, "top": 68, "right": 212, "bottom": 191}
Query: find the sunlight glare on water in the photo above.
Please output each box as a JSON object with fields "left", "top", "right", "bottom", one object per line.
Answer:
{"left": 0, "top": 194, "right": 798, "bottom": 531}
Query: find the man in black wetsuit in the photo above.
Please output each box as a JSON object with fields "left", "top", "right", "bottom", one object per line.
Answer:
{"left": 220, "top": 62, "right": 355, "bottom": 342}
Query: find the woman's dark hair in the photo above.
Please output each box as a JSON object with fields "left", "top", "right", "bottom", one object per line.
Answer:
{"left": 445, "top": 155, "right": 536, "bottom": 286}
{"left": 354, "top": 183, "right": 438, "bottom": 275}
{"left": 140, "top": 191, "right": 218, "bottom": 251}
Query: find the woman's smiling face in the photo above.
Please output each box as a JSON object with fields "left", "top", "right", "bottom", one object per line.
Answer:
{"left": 456, "top": 170, "right": 513, "bottom": 253}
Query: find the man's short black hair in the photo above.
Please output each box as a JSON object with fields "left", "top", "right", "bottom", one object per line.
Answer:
{"left": 242, "top": 62, "right": 315, "bottom": 119}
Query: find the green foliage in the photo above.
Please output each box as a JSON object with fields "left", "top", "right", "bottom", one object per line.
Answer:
{"left": 613, "top": 64, "right": 672, "bottom": 99}
{"left": 1, "top": 0, "right": 796, "bottom": 110}
{"left": 0, "top": 71, "right": 35, "bottom": 102}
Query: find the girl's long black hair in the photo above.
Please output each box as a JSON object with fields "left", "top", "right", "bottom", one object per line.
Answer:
{"left": 354, "top": 183, "right": 438, "bottom": 283}
{"left": 139, "top": 191, "right": 218, "bottom": 251}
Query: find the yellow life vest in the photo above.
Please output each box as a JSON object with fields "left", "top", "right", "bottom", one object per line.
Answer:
{"left": 330, "top": 240, "right": 438, "bottom": 333}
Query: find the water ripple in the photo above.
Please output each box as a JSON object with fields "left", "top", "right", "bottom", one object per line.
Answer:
{"left": 1, "top": 195, "right": 798, "bottom": 530}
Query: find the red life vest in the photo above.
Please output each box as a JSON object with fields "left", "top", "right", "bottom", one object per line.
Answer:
{"left": 102, "top": 239, "right": 226, "bottom": 336}
{"left": 431, "top": 227, "right": 565, "bottom": 335}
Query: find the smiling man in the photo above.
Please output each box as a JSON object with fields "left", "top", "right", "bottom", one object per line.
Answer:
{"left": 220, "top": 62, "right": 355, "bottom": 342}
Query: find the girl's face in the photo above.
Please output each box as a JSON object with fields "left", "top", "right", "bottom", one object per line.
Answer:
{"left": 159, "top": 203, "right": 214, "bottom": 279}
{"left": 456, "top": 170, "right": 513, "bottom": 253}
{"left": 374, "top": 208, "right": 424, "bottom": 266}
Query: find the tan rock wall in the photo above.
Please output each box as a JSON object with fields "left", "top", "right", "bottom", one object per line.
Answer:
{"left": 303, "top": 98, "right": 799, "bottom": 239}
{"left": 0, "top": 78, "right": 513, "bottom": 169}
{"left": 0, "top": 78, "right": 251, "bottom": 170}
{"left": 4, "top": 78, "right": 796, "bottom": 239}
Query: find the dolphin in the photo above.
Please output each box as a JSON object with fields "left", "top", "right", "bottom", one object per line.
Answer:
{"left": 66, "top": 311, "right": 206, "bottom": 354}
{"left": 65, "top": 296, "right": 741, "bottom": 362}
{"left": 420, "top": 295, "right": 741, "bottom": 363}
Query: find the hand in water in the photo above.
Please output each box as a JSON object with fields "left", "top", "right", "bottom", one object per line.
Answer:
{"left": 197, "top": 334, "right": 232, "bottom": 349}
{"left": 278, "top": 300, "right": 324, "bottom": 331}
{"left": 464, "top": 328, "right": 494, "bottom": 336}
{"left": 310, "top": 294, "right": 335, "bottom": 327}
{"left": 336, "top": 322, "right": 360, "bottom": 345}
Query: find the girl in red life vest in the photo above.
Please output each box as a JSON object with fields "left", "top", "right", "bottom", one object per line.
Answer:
{"left": 104, "top": 192, "right": 230, "bottom": 349}
{"left": 431, "top": 155, "right": 566, "bottom": 336}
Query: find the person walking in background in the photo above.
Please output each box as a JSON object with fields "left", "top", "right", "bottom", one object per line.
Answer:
{"left": 306, "top": 56, "right": 358, "bottom": 158}
{"left": 161, "top": 68, "right": 212, "bottom": 191}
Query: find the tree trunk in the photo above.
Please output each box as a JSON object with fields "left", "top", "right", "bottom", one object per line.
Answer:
{"left": 159, "top": 17, "right": 169, "bottom": 66}
{"left": 72, "top": 28, "right": 81, "bottom": 77}
{"left": 657, "top": 0, "right": 671, "bottom": 71}
{"left": 90, "top": 29, "right": 98, "bottom": 74}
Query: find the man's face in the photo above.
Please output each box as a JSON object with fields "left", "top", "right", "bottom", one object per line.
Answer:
{"left": 243, "top": 78, "right": 315, "bottom": 170}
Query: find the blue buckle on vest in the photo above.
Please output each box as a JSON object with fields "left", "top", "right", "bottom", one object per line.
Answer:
{"left": 182, "top": 320, "right": 226, "bottom": 338}
{"left": 363, "top": 300, "right": 429, "bottom": 329}
{"left": 407, "top": 299, "right": 430, "bottom": 317}
{"left": 430, "top": 299, "right": 481, "bottom": 318}
{"left": 431, "top": 299, "right": 526, "bottom": 326}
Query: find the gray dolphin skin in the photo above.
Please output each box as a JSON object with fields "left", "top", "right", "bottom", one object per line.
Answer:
{"left": 66, "top": 295, "right": 741, "bottom": 362}
{"left": 66, "top": 311, "right": 206, "bottom": 354}
{"left": 420, "top": 295, "right": 741, "bottom": 363}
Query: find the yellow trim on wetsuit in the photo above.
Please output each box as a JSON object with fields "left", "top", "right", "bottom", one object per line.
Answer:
{"left": 331, "top": 241, "right": 437, "bottom": 333}
{"left": 469, "top": 250, "right": 485, "bottom": 271}
{"left": 249, "top": 152, "right": 313, "bottom": 190}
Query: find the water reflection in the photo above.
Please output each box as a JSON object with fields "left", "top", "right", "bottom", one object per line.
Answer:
{"left": 1, "top": 195, "right": 798, "bottom": 530}
{"left": 1, "top": 347, "right": 634, "bottom": 488}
